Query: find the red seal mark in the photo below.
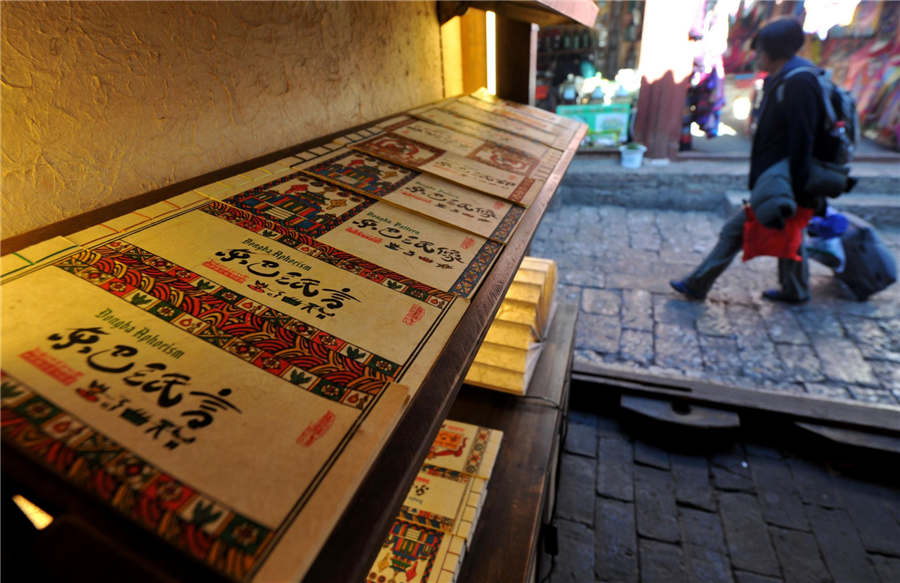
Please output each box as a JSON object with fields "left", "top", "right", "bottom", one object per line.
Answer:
{"left": 403, "top": 305, "right": 425, "bottom": 326}
{"left": 20, "top": 348, "right": 83, "bottom": 385}
{"left": 297, "top": 411, "right": 336, "bottom": 447}
{"left": 493, "top": 200, "right": 506, "bottom": 209}
{"left": 461, "top": 237, "right": 474, "bottom": 250}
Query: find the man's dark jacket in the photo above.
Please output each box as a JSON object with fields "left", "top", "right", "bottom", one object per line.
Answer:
{"left": 750, "top": 56, "right": 829, "bottom": 211}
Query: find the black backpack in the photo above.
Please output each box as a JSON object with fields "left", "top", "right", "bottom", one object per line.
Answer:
{"left": 778, "top": 66, "right": 859, "bottom": 165}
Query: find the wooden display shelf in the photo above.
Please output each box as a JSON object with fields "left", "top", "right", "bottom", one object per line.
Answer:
{"left": 303, "top": 125, "right": 585, "bottom": 583}
{"left": 2, "top": 108, "right": 586, "bottom": 582}
{"left": 450, "top": 301, "right": 578, "bottom": 583}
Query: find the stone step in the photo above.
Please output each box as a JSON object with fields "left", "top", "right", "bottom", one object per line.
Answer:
{"left": 558, "top": 157, "right": 900, "bottom": 218}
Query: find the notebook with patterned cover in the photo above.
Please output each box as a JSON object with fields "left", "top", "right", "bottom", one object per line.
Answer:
{"left": 293, "top": 147, "right": 525, "bottom": 244}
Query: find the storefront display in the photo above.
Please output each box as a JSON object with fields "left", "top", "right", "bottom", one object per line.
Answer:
{"left": 1, "top": 93, "right": 584, "bottom": 582}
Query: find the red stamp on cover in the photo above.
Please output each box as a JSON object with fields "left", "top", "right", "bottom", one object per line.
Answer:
{"left": 20, "top": 348, "right": 83, "bottom": 385}
{"left": 297, "top": 411, "right": 336, "bottom": 447}
{"left": 461, "top": 237, "right": 474, "bottom": 250}
{"left": 403, "top": 305, "right": 425, "bottom": 326}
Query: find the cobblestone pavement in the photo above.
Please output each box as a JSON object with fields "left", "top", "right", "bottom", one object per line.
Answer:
{"left": 541, "top": 406, "right": 900, "bottom": 583}
{"left": 529, "top": 199, "right": 900, "bottom": 408}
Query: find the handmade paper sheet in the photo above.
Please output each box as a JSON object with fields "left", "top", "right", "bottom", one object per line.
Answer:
{"left": 294, "top": 148, "right": 524, "bottom": 243}
{"left": 438, "top": 99, "right": 571, "bottom": 150}
{"left": 350, "top": 133, "right": 543, "bottom": 207}
{"left": 1, "top": 252, "right": 410, "bottom": 582}
{"left": 218, "top": 172, "right": 502, "bottom": 298}
{"left": 379, "top": 116, "right": 562, "bottom": 183}
{"left": 458, "top": 94, "right": 581, "bottom": 142}
{"left": 424, "top": 419, "right": 502, "bottom": 480}
{"left": 409, "top": 105, "right": 558, "bottom": 160}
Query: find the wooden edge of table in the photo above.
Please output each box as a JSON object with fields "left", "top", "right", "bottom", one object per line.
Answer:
{"left": 571, "top": 363, "right": 900, "bottom": 435}
{"left": 302, "top": 126, "right": 586, "bottom": 583}
{"left": 449, "top": 301, "right": 578, "bottom": 583}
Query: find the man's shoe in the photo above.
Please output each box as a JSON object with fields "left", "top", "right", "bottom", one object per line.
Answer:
{"left": 761, "top": 289, "right": 809, "bottom": 304}
{"left": 670, "top": 279, "right": 706, "bottom": 300}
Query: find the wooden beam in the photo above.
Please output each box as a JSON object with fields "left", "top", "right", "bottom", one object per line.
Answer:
{"left": 572, "top": 363, "right": 900, "bottom": 434}
{"left": 495, "top": 15, "right": 537, "bottom": 104}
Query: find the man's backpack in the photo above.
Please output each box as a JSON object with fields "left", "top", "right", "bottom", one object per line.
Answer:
{"left": 778, "top": 66, "right": 859, "bottom": 165}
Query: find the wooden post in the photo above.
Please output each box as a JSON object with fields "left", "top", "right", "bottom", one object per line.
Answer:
{"left": 460, "top": 8, "right": 488, "bottom": 94}
{"left": 495, "top": 15, "right": 538, "bottom": 105}
{"left": 632, "top": 0, "right": 703, "bottom": 159}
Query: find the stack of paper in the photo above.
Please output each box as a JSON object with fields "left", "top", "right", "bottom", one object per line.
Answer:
{"left": 367, "top": 418, "right": 502, "bottom": 583}
{"left": 1, "top": 91, "right": 581, "bottom": 581}
{"left": 464, "top": 257, "right": 557, "bottom": 395}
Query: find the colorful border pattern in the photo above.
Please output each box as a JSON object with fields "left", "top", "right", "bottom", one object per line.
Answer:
{"left": 56, "top": 241, "right": 397, "bottom": 410}
{"left": 449, "top": 238, "right": 502, "bottom": 298}
{"left": 200, "top": 201, "right": 454, "bottom": 308}
{"left": 1, "top": 372, "right": 270, "bottom": 581}
{"left": 489, "top": 205, "right": 525, "bottom": 243}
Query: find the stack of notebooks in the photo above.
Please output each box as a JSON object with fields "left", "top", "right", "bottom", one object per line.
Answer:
{"left": 464, "top": 257, "right": 558, "bottom": 395}
{"left": 367, "top": 419, "right": 502, "bottom": 583}
{"left": 1, "top": 90, "right": 581, "bottom": 581}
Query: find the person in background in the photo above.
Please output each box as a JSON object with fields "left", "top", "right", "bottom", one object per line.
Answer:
{"left": 670, "top": 18, "right": 828, "bottom": 304}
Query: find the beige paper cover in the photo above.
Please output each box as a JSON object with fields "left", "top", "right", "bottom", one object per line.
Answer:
{"left": 380, "top": 116, "right": 561, "bottom": 182}
{"left": 216, "top": 173, "right": 502, "bottom": 298}
{"left": 424, "top": 419, "right": 502, "bottom": 480}
{"left": 1, "top": 263, "right": 408, "bottom": 582}
{"left": 293, "top": 148, "right": 525, "bottom": 244}
{"left": 103, "top": 203, "right": 467, "bottom": 392}
{"left": 350, "top": 133, "right": 543, "bottom": 207}
{"left": 440, "top": 99, "right": 570, "bottom": 150}
{"left": 409, "top": 105, "right": 554, "bottom": 159}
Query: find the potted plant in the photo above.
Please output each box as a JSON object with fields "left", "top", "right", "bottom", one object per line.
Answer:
{"left": 619, "top": 142, "right": 647, "bottom": 168}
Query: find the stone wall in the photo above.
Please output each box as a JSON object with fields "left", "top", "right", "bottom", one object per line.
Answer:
{"left": 1, "top": 1, "right": 444, "bottom": 238}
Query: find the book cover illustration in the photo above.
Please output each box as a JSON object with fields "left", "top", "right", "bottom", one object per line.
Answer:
{"left": 398, "top": 466, "right": 475, "bottom": 543}
{"left": 438, "top": 99, "right": 571, "bottom": 150}
{"left": 1, "top": 249, "right": 411, "bottom": 582}
{"left": 294, "top": 148, "right": 525, "bottom": 244}
{"left": 217, "top": 172, "right": 502, "bottom": 299}
{"left": 367, "top": 519, "right": 465, "bottom": 583}
{"left": 379, "top": 116, "right": 562, "bottom": 183}
{"left": 349, "top": 133, "right": 542, "bottom": 207}
{"left": 424, "top": 419, "right": 502, "bottom": 481}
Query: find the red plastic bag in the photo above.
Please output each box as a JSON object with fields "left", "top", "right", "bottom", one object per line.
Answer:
{"left": 742, "top": 205, "right": 814, "bottom": 262}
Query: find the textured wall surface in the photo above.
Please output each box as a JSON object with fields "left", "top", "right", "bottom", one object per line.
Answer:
{"left": 1, "top": 1, "right": 444, "bottom": 238}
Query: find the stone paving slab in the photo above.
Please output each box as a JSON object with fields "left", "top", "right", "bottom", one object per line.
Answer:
{"left": 543, "top": 405, "right": 900, "bottom": 583}
{"left": 530, "top": 197, "right": 900, "bottom": 413}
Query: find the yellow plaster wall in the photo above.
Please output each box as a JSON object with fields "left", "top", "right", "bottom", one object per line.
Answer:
{"left": 1, "top": 1, "right": 444, "bottom": 239}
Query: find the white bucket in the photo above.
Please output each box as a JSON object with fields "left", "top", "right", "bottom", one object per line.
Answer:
{"left": 619, "top": 144, "right": 647, "bottom": 169}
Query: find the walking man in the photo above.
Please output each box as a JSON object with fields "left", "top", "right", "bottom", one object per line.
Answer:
{"left": 670, "top": 18, "right": 829, "bottom": 304}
